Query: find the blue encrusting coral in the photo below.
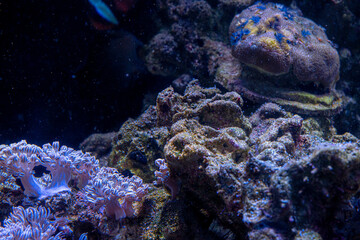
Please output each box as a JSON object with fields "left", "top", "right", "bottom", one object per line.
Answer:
{"left": 301, "top": 29, "right": 311, "bottom": 38}
{"left": 275, "top": 32, "right": 285, "bottom": 43}
{"left": 231, "top": 28, "right": 250, "bottom": 46}
{"left": 250, "top": 16, "right": 261, "bottom": 24}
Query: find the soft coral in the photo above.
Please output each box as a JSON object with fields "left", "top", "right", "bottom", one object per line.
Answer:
{"left": 79, "top": 167, "right": 148, "bottom": 220}
{"left": 0, "top": 140, "right": 99, "bottom": 199}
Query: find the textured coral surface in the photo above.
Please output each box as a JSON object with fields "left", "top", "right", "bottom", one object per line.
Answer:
{"left": 229, "top": 2, "right": 340, "bottom": 89}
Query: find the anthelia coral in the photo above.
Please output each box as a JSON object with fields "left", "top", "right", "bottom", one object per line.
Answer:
{"left": 0, "top": 140, "right": 99, "bottom": 199}
{"left": 0, "top": 206, "right": 69, "bottom": 240}
{"left": 80, "top": 167, "right": 148, "bottom": 220}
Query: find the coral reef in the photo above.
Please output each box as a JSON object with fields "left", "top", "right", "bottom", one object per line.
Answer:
{"left": 110, "top": 80, "right": 251, "bottom": 182}
{"left": 143, "top": 0, "right": 231, "bottom": 80}
{"left": 224, "top": 2, "right": 347, "bottom": 116}
{"left": 104, "top": 81, "right": 360, "bottom": 238}
{"left": 3, "top": 0, "right": 360, "bottom": 239}
{"left": 143, "top": 0, "right": 350, "bottom": 116}
{"left": 156, "top": 80, "right": 251, "bottom": 133}
{"left": 164, "top": 117, "right": 250, "bottom": 237}
{"left": 0, "top": 140, "right": 150, "bottom": 239}
{"left": 1, "top": 80, "right": 360, "bottom": 239}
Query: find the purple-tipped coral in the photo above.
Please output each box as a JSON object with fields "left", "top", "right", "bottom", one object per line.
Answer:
{"left": 154, "top": 159, "right": 170, "bottom": 185}
{"left": 0, "top": 141, "right": 44, "bottom": 197}
{"left": 0, "top": 206, "right": 68, "bottom": 240}
{"left": 40, "top": 141, "right": 100, "bottom": 191}
{"left": 229, "top": 2, "right": 340, "bottom": 89}
{"left": 79, "top": 167, "right": 148, "bottom": 220}
{"left": 0, "top": 140, "right": 100, "bottom": 199}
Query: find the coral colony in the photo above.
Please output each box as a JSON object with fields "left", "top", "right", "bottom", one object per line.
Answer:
{"left": 79, "top": 167, "right": 148, "bottom": 220}
{"left": 0, "top": 140, "right": 99, "bottom": 199}
{"left": 0, "top": 206, "right": 69, "bottom": 240}
{"left": 229, "top": 2, "right": 340, "bottom": 89}
{"left": 0, "top": 140, "right": 148, "bottom": 239}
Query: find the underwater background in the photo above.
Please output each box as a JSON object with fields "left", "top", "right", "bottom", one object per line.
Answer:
{"left": 0, "top": 0, "right": 360, "bottom": 239}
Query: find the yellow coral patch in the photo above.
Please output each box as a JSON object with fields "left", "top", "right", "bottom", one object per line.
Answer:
{"left": 259, "top": 37, "right": 281, "bottom": 52}
{"left": 281, "top": 40, "right": 291, "bottom": 51}
{"left": 244, "top": 21, "right": 262, "bottom": 36}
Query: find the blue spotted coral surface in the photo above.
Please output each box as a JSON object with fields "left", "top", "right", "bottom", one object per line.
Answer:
{"left": 229, "top": 2, "right": 340, "bottom": 88}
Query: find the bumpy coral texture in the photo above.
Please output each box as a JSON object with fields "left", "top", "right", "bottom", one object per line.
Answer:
{"left": 0, "top": 206, "right": 68, "bottom": 240}
{"left": 0, "top": 140, "right": 99, "bottom": 199}
{"left": 79, "top": 167, "right": 148, "bottom": 220}
{"left": 157, "top": 83, "right": 252, "bottom": 236}
{"left": 229, "top": 2, "right": 340, "bottom": 88}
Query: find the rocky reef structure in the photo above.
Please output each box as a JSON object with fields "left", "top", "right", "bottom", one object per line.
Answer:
{"left": 109, "top": 106, "right": 170, "bottom": 182}
{"left": 161, "top": 90, "right": 360, "bottom": 239}
{"left": 110, "top": 80, "right": 251, "bottom": 176}
{"left": 143, "top": 0, "right": 259, "bottom": 81}
{"left": 79, "top": 132, "right": 117, "bottom": 166}
{"left": 1, "top": 80, "right": 360, "bottom": 239}
{"left": 0, "top": 1, "right": 360, "bottom": 239}
{"left": 103, "top": 81, "right": 360, "bottom": 239}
